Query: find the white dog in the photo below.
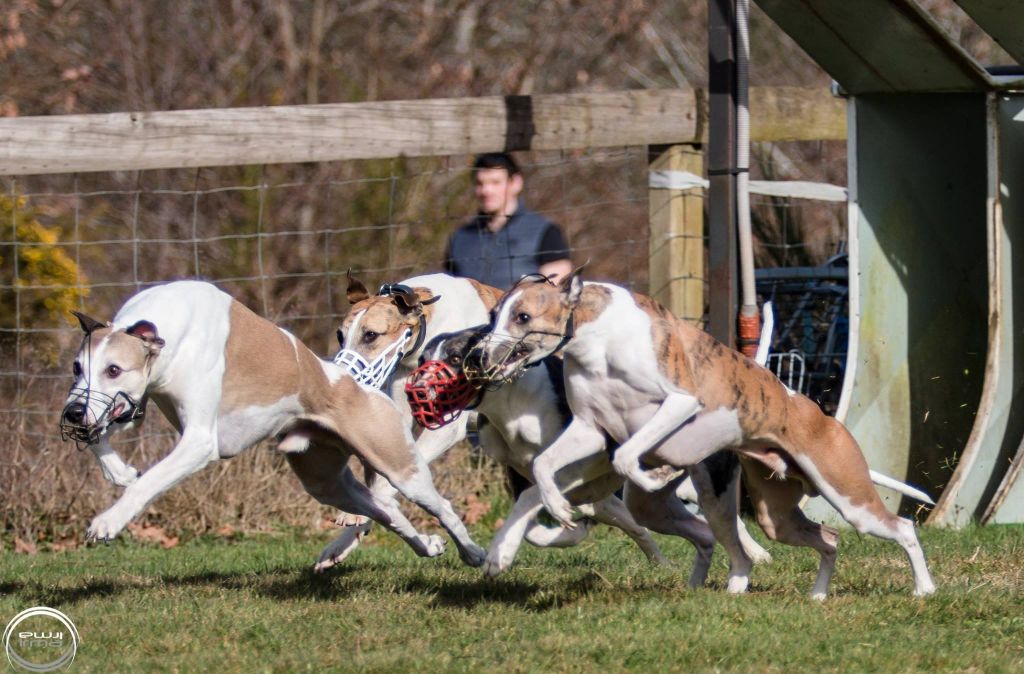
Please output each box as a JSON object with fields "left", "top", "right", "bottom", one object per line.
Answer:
{"left": 320, "top": 272, "right": 771, "bottom": 581}
{"left": 475, "top": 271, "right": 936, "bottom": 598}
{"left": 60, "top": 280, "right": 484, "bottom": 566}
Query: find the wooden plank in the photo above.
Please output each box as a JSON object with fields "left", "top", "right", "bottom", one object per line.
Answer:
{"left": 648, "top": 145, "right": 704, "bottom": 324}
{"left": 750, "top": 87, "right": 846, "bottom": 142}
{"left": 0, "top": 88, "right": 844, "bottom": 176}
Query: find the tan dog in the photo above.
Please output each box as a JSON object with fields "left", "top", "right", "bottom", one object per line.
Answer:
{"left": 60, "top": 280, "right": 484, "bottom": 566}
{"left": 475, "top": 272, "right": 936, "bottom": 598}
{"left": 312, "top": 273, "right": 501, "bottom": 570}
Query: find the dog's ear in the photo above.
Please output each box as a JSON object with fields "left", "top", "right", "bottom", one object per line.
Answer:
{"left": 392, "top": 290, "right": 421, "bottom": 314}
{"left": 346, "top": 269, "right": 369, "bottom": 304}
{"left": 71, "top": 310, "right": 109, "bottom": 334}
{"left": 126, "top": 320, "right": 165, "bottom": 355}
{"left": 559, "top": 265, "right": 586, "bottom": 306}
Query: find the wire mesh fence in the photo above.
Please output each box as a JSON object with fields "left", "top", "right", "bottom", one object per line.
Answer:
{"left": 0, "top": 147, "right": 656, "bottom": 540}
{"left": 0, "top": 141, "right": 848, "bottom": 541}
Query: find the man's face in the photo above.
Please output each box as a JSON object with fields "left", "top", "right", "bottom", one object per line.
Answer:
{"left": 473, "top": 167, "right": 522, "bottom": 216}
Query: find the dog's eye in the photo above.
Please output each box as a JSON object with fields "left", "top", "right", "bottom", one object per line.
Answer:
{"left": 362, "top": 331, "right": 378, "bottom": 344}
{"left": 72, "top": 362, "right": 82, "bottom": 378}
{"left": 450, "top": 355, "right": 462, "bottom": 365}
{"left": 515, "top": 312, "right": 531, "bottom": 325}
{"left": 106, "top": 364, "right": 122, "bottom": 379}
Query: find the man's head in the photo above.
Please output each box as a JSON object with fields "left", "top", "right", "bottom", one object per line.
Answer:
{"left": 61, "top": 311, "right": 164, "bottom": 446}
{"left": 472, "top": 152, "right": 523, "bottom": 219}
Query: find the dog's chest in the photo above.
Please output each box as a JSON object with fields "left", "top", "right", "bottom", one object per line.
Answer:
{"left": 563, "top": 365, "right": 662, "bottom": 444}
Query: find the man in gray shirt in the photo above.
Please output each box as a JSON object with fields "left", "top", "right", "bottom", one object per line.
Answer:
{"left": 444, "top": 153, "right": 571, "bottom": 289}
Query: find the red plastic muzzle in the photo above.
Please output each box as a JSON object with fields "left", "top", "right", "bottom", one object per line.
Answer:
{"left": 405, "top": 360, "right": 482, "bottom": 430}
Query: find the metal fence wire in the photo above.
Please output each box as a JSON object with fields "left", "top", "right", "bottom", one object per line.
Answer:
{"left": 0, "top": 144, "right": 847, "bottom": 538}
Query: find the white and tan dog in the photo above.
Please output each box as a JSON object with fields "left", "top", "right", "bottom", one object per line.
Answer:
{"left": 417, "top": 326, "right": 713, "bottom": 580}
{"left": 313, "top": 273, "right": 501, "bottom": 570}
{"left": 325, "top": 272, "right": 770, "bottom": 581}
{"left": 476, "top": 271, "right": 936, "bottom": 598}
{"left": 60, "top": 280, "right": 484, "bottom": 566}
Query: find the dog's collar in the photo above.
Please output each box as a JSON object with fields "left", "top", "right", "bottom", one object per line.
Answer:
{"left": 376, "top": 283, "right": 429, "bottom": 357}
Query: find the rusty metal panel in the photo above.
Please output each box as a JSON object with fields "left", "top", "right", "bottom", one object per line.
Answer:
{"left": 931, "top": 95, "right": 1023, "bottom": 526}
{"left": 804, "top": 93, "right": 989, "bottom": 525}
{"left": 755, "top": 0, "right": 991, "bottom": 93}
{"left": 981, "top": 94, "right": 1024, "bottom": 524}
{"left": 954, "top": 0, "right": 1024, "bottom": 66}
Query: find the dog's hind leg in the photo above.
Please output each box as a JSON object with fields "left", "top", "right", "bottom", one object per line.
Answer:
{"left": 741, "top": 458, "right": 837, "bottom": 599}
{"left": 286, "top": 447, "right": 446, "bottom": 563}
{"left": 325, "top": 421, "right": 470, "bottom": 566}
{"left": 687, "top": 454, "right": 754, "bottom": 593}
{"left": 676, "top": 476, "right": 771, "bottom": 565}
{"left": 624, "top": 481, "right": 713, "bottom": 585}
{"left": 589, "top": 495, "right": 669, "bottom": 565}
{"left": 786, "top": 418, "right": 935, "bottom": 596}
{"left": 382, "top": 453, "right": 486, "bottom": 567}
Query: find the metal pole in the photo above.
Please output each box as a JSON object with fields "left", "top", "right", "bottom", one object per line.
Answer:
{"left": 708, "top": 0, "right": 737, "bottom": 347}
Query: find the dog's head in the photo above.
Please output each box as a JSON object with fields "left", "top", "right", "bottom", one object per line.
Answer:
{"left": 334, "top": 272, "right": 440, "bottom": 388}
{"left": 60, "top": 311, "right": 164, "bottom": 447}
{"left": 473, "top": 268, "right": 584, "bottom": 385}
{"left": 404, "top": 326, "right": 488, "bottom": 430}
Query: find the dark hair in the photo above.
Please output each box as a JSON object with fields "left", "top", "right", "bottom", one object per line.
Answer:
{"left": 472, "top": 152, "right": 520, "bottom": 176}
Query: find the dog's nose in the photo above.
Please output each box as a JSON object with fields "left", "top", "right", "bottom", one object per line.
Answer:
{"left": 63, "top": 402, "right": 87, "bottom": 425}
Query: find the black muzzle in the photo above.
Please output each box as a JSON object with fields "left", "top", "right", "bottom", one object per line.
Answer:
{"left": 60, "top": 388, "right": 145, "bottom": 449}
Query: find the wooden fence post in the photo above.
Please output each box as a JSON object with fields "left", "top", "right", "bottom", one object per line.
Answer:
{"left": 648, "top": 144, "right": 705, "bottom": 325}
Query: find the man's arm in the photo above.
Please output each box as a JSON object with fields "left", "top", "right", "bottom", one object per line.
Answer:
{"left": 537, "top": 223, "right": 572, "bottom": 283}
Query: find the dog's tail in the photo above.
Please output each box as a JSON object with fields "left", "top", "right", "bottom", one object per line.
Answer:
{"left": 754, "top": 301, "right": 774, "bottom": 368}
{"left": 869, "top": 470, "right": 935, "bottom": 505}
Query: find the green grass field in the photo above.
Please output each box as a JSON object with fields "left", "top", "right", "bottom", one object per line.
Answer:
{"left": 1, "top": 522, "right": 1021, "bottom": 673}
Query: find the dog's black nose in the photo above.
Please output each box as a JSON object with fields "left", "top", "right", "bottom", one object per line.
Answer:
{"left": 63, "top": 402, "right": 87, "bottom": 425}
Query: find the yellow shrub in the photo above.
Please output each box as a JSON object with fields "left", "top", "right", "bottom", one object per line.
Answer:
{"left": 0, "top": 193, "right": 87, "bottom": 329}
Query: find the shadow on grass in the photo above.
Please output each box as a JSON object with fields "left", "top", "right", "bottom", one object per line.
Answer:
{"left": 253, "top": 566, "right": 604, "bottom": 611}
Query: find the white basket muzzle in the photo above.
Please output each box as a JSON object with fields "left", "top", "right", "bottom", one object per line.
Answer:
{"left": 333, "top": 327, "right": 412, "bottom": 389}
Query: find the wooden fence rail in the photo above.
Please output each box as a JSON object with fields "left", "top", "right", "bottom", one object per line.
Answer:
{"left": 0, "top": 87, "right": 844, "bottom": 176}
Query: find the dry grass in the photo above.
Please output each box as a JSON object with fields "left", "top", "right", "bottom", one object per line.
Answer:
{"left": 1, "top": 405, "right": 505, "bottom": 545}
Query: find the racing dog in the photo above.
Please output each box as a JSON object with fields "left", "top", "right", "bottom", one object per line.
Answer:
{"left": 312, "top": 272, "right": 502, "bottom": 570}
{"left": 330, "top": 272, "right": 770, "bottom": 581}
{"left": 474, "top": 271, "right": 936, "bottom": 598}
{"left": 414, "top": 326, "right": 718, "bottom": 581}
{"left": 59, "top": 280, "right": 484, "bottom": 566}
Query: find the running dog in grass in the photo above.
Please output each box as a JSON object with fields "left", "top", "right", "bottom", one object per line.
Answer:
{"left": 473, "top": 270, "right": 936, "bottom": 598}
{"left": 326, "top": 272, "right": 771, "bottom": 580}
{"left": 59, "top": 280, "right": 484, "bottom": 566}
{"left": 414, "top": 325, "right": 744, "bottom": 581}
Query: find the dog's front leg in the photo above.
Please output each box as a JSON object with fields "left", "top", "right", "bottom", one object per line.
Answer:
{"left": 532, "top": 419, "right": 607, "bottom": 529}
{"left": 611, "top": 393, "right": 702, "bottom": 492}
{"left": 87, "top": 428, "right": 217, "bottom": 541}
{"left": 484, "top": 484, "right": 547, "bottom": 576}
{"left": 89, "top": 438, "right": 141, "bottom": 488}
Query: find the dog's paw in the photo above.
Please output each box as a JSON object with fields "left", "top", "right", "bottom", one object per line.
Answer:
{"left": 622, "top": 463, "right": 677, "bottom": 493}
{"left": 335, "top": 512, "right": 370, "bottom": 528}
{"left": 86, "top": 512, "right": 128, "bottom": 542}
{"left": 458, "top": 542, "right": 487, "bottom": 568}
{"left": 420, "top": 534, "right": 447, "bottom": 558}
{"left": 726, "top": 573, "right": 750, "bottom": 594}
{"left": 540, "top": 494, "right": 577, "bottom": 530}
{"left": 314, "top": 523, "right": 371, "bottom": 573}
{"left": 483, "top": 548, "right": 515, "bottom": 577}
